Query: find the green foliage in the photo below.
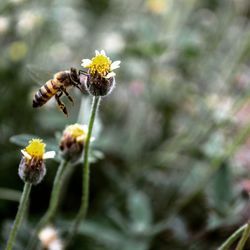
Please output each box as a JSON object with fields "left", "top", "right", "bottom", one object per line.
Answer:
{"left": 1, "top": 0, "right": 250, "bottom": 249}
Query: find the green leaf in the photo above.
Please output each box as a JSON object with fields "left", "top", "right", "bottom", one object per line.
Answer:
{"left": 0, "top": 188, "right": 22, "bottom": 202}
{"left": 10, "top": 134, "right": 36, "bottom": 147}
{"left": 78, "top": 221, "right": 126, "bottom": 246}
{"left": 213, "top": 162, "right": 232, "bottom": 215}
{"left": 78, "top": 221, "right": 150, "bottom": 250}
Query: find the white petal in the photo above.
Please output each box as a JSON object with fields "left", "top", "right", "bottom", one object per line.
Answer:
{"left": 82, "top": 124, "right": 88, "bottom": 133}
{"left": 81, "top": 59, "right": 92, "bottom": 67}
{"left": 110, "top": 60, "right": 121, "bottom": 71}
{"left": 105, "top": 72, "right": 116, "bottom": 79}
{"left": 90, "top": 137, "right": 95, "bottom": 142}
{"left": 21, "top": 150, "right": 31, "bottom": 160}
{"left": 95, "top": 50, "right": 100, "bottom": 55}
{"left": 76, "top": 135, "right": 85, "bottom": 142}
{"left": 100, "top": 50, "right": 106, "bottom": 55}
{"left": 43, "top": 151, "right": 56, "bottom": 159}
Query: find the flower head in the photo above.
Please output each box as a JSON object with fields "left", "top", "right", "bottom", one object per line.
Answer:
{"left": 21, "top": 139, "right": 55, "bottom": 160}
{"left": 81, "top": 50, "right": 120, "bottom": 79}
{"left": 59, "top": 124, "right": 92, "bottom": 162}
{"left": 19, "top": 138, "right": 55, "bottom": 185}
{"left": 65, "top": 124, "right": 88, "bottom": 142}
{"left": 24, "top": 139, "right": 45, "bottom": 158}
{"left": 81, "top": 50, "right": 120, "bottom": 96}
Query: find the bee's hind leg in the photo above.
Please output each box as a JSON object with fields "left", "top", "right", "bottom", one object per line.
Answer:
{"left": 61, "top": 87, "right": 74, "bottom": 105}
{"left": 55, "top": 92, "right": 68, "bottom": 116}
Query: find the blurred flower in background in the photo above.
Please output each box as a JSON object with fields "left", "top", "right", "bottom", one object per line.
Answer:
{"left": 0, "top": 16, "right": 10, "bottom": 34}
{"left": 39, "top": 226, "right": 63, "bottom": 250}
{"left": 8, "top": 41, "right": 28, "bottom": 62}
{"left": 17, "top": 10, "right": 43, "bottom": 35}
{"left": 146, "top": 0, "right": 168, "bottom": 14}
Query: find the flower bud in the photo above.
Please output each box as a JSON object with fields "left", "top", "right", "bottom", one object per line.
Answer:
{"left": 19, "top": 139, "right": 55, "bottom": 185}
{"left": 19, "top": 157, "right": 46, "bottom": 185}
{"left": 59, "top": 124, "right": 89, "bottom": 162}
{"left": 81, "top": 50, "right": 120, "bottom": 97}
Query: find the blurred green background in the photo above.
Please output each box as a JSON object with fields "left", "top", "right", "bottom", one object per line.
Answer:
{"left": 0, "top": 0, "right": 250, "bottom": 249}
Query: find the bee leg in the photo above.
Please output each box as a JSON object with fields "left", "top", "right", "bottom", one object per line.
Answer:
{"left": 69, "top": 74, "right": 83, "bottom": 92}
{"left": 74, "top": 81, "right": 84, "bottom": 92}
{"left": 55, "top": 92, "right": 68, "bottom": 116}
{"left": 79, "top": 70, "right": 88, "bottom": 76}
{"left": 61, "top": 87, "right": 74, "bottom": 105}
{"left": 73, "top": 83, "right": 83, "bottom": 92}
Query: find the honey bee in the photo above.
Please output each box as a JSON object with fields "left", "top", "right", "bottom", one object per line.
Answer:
{"left": 32, "top": 67, "right": 83, "bottom": 116}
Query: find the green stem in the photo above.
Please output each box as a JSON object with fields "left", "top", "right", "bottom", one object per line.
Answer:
{"left": 217, "top": 224, "right": 247, "bottom": 250}
{"left": 235, "top": 222, "right": 250, "bottom": 250}
{"left": 69, "top": 96, "right": 100, "bottom": 240}
{"left": 36, "top": 160, "right": 68, "bottom": 231}
{"left": 5, "top": 182, "right": 32, "bottom": 250}
{"left": 27, "top": 160, "right": 69, "bottom": 250}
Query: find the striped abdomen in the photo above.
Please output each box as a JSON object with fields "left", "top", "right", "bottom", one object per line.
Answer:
{"left": 33, "top": 80, "right": 61, "bottom": 107}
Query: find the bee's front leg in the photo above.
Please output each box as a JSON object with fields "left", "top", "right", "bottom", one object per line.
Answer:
{"left": 70, "top": 74, "right": 83, "bottom": 92}
{"left": 60, "top": 86, "right": 74, "bottom": 105}
{"left": 79, "top": 70, "right": 88, "bottom": 76}
{"left": 55, "top": 91, "right": 68, "bottom": 116}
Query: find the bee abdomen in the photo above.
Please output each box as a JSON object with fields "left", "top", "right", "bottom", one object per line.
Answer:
{"left": 33, "top": 80, "right": 57, "bottom": 108}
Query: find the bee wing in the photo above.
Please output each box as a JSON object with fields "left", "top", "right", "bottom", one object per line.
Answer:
{"left": 26, "top": 64, "right": 55, "bottom": 86}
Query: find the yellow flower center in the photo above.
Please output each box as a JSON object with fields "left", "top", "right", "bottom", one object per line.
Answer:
{"left": 65, "top": 124, "right": 87, "bottom": 141}
{"left": 25, "top": 139, "right": 45, "bottom": 158}
{"left": 88, "top": 54, "right": 111, "bottom": 77}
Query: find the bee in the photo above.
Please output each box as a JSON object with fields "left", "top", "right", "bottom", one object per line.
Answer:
{"left": 32, "top": 67, "right": 84, "bottom": 116}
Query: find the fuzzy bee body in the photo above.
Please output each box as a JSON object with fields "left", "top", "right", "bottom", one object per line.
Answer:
{"left": 32, "top": 68, "right": 82, "bottom": 116}
{"left": 33, "top": 72, "right": 68, "bottom": 107}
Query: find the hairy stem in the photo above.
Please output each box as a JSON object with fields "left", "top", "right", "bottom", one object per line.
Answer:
{"left": 68, "top": 96, "right": 100, "bottom": 241}
{"left": 6, "top": 182, "right": 32, "bottom": 250}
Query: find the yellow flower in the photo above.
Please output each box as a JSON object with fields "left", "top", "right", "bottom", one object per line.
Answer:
{"left": 64, "top": 124, "right": 89, "bottom": 143}
{"left": 21, "top": 139, "right": 55, "bottom": 160}
{"left": 59, "top": 123, "right": 93, "bottom": 162}
{"left": 81, "top": 50, "right": 121, "bottom": 79}
{"left": 19, "top": 138, "right": 55, "bottom": 184}
{"left": 146, "top": 0, "right": 168, "bottom": 14}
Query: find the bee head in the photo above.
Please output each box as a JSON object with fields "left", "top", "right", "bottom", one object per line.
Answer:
{"left": 70, "top": 67, "right": 78, "bottom": 81}
{"left": 69, "top": 67, "right": 86, "bottom": 93}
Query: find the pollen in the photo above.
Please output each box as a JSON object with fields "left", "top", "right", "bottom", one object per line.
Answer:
{"left": 64, "top": 124, "right": 87, "bottom": 141}
{"left": 25, "top": 139, "right": 45, "bottom": 158}
{"left": 88, "top": 54, "right": 112, "bottom": 77}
